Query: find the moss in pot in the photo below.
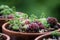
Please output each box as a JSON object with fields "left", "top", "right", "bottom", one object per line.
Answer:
{"left": 2, "top": 13, "right": 60, "bottom": 40}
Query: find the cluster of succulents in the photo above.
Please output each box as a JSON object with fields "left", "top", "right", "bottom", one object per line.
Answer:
{"left": 8, "top": 13, "right": 59, "bottom": 33}
{"left": 0, "top": 5, "right": 15, "bottom": 18}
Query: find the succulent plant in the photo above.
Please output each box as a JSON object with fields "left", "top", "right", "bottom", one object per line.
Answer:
{"left": 37, "top": 22, "right": 45, "bottom": 29}
{"left": 47, "top": 17, "right": 58, "bottom": 25}
{"left": 19, "top": 24, "right": 29, "bottom": 32}
{"left": 20, "top": 13, "right": 28, "bottom": 19}
{"left": 0, "top": 5, "right": 15, "bottom": 18}
{"left": 9, "top": 11, "right": 59, "bottom": 33}
{"left": 47, "top": 17, "right": 58, "bottom": 28}
{"left": 24, "top": 19, "right": 30, "bottom": 24}
{"left": 0, "top": 5, "right": 9, "bottom": 9}
{"left": 29, "top": 23, "right": 39, "bottom": 30}
{"left": 39, "top": 18, "right": 50, "bottom": 28}
{"left": 29, "top": 14, "right": 38, "bottom": 22}
{"left": 40, "top": 12, "right": 46, "bottom": 18}
{"left": 27, "top": 22, "right": 39, "bottom": 32}
{"left": 51, "top": 31, "right": 60, "bottom": 37}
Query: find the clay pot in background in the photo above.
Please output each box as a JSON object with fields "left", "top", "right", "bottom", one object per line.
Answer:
{"left": 35, "top": 29, "right": 60, "bottom": 40}
{"left": 0, "top": 19, "right": 9, "bottom": 32}
{"left": 1, "top": 33, "right": 10, "bottom": 40}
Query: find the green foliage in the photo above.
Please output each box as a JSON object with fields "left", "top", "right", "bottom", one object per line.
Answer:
{"left": 9, "top": 13, "right": 28, "bottom": 30}
{"left": 12, "top": 24, "right": 19, "bottom": 30}
{"left": 51, "top": 31, "right": 60, "bottom": 36}
{"left": 0, "top": 5, "right": 14, "bottom": 16}
{"left": 9, "top": 13, "right": 50, "bottom": 30}
{"left": 1, "top": 8, "right": 13, "bottom": 15}
{"left": 29, "top": 14, "right": 37, "bottom": 22}
{"left": 0, "top": 0, "right": 60, "bottom": 22}
{"left": 0, "top": 5, "right": 9, "bottom": 9}
{"left": 39, "top": 18, "right": 50, "bottom": 28}
{"left": 9, "top": 19, "right": 21, "bottom": 30}
{"left": 14, "top": 13, "right": 20, "bottom": 18}
{"left": 19, "top": 13, "right": 28, "bottom": 19}
{"left": 40, "top": 12, "right": 46, "bottom": 18}
{"left": 6, "top": 0, "right": 60, "bottom": 30}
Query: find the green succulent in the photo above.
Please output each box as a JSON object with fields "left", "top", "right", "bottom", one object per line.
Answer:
{"left": 51, "top": 31, "right": 60, "bottom": 36}
{"left": 20, "top": 25, "right": 29, "bottom": 31}
{"left": 39, "top": 18, "right": 50, "bottom": 28}
{"left": 9, "top": 13, "right": 28, "bottom": 30}
{"left": 12, "top": 24, "right": 19, "bottom": 30}
{"left": 40, "top": 12, "right": 46, "bottom": 18}
{"left": 9, "top": 19, "right": 21, "bottom": 30}
{"left": 0, "top": 5, "right": 15, "bottom": 17}
{"left": 1, "top": 8, "right": 14, "bottom": 15}
{"left": 0, "top": 5, "right": 9, "bottom": 9}
{"left": 29, "top": 14, "right": 38, "bottom": 22}
{"left": 20, "top": 13, "right": 28, "bottom": 19}
{"left": 14, "top": 13, "right": 20, "bottom": 18}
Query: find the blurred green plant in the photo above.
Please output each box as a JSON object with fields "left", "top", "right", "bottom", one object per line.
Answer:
{"left": 0, "top": 0, "right": 60, "bottom": 21}
{"left": 51, "top": 31, "right": 60, "bottom": 36}
{"left": 29, "top": 14, "right": 37, "bottom": 22}
{"left": 0, "top": 5, "right": 15, "bottom": 18}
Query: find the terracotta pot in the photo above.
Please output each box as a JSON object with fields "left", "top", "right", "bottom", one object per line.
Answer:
{"left": 2, "top": 22, "right": 49, "bottom": 40}
{"left": 0, "top": 19, "right": 9, "bottom": 32}
{"left": 0, "top": 14, "right": 13, "bottom": 33}
{"left": 35, "top": 29, "right": 60, "bottom": 40}
{"left": 1, "top": 33, "right": 10, "bottom": 40}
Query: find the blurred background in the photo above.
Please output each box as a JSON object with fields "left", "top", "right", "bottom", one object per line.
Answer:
{"left": 0, "top": 0, "right": 60, "bottom": 22}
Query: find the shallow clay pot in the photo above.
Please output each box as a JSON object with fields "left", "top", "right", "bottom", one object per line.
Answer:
{"left": 0, "top": 14, "right": 13, "bottom": 33}
{"left": 0, "top": 16, "right": 13, "bottom": 33}
{"left": 1, "top": 33, "right": 10, "bottom": 40}
{"left": 35, "top": 29, "right": 60, "bottom": 40}
{"left": 2, "top": 22, "right": 49, "bottom": 40}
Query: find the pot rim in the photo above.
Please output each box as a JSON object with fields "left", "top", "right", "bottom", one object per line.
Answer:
{"left": 0, "top": 33, "right": 10, "bottom": 40}
{"left": 35, "top": 32, "right": 51, "bottom": 40}
{"left": 35, "top": 29, "right": 60, "bottom": 40}
{"left": 2, "top": 22, "right": 60, "bottom": 35}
